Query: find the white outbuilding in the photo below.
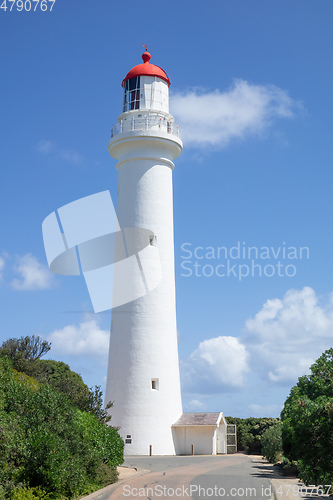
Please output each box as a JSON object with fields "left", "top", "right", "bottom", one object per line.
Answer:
{"left": 172, "top": 412, "right": 228, "bottom": 455}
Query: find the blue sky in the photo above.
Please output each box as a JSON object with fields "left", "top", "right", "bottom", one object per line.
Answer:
{"left": 1, "top": 0, "right": 333, "bottom": 418}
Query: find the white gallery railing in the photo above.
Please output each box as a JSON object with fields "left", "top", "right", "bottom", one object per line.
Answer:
{"left": 111, "top": 116, "right": 181, "bottom": 139}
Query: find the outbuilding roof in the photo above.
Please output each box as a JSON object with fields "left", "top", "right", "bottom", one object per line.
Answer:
{"left": 173, "top": 413, "right": 223, "bottom": 427}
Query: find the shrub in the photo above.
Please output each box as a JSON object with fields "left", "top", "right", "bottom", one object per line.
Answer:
{"left": 0, "top": 357, "right": 124, "bottom": 498}
{"left": 226, "top": 417, "right": 280, "bottom": 454}
{"left": 95, "top": 463, "right": 118, "bottom": 487}
{"left": 261, "top": 421, "right": 283, "bottom": 463}
{"left": 9, "top": 486, "right": 53, "bottom": 499}
{"left": 31, "top": 360, "right": 92, "bottom": 413}
{"left": 281, "top": 348, "right": 333, "bottom": 486}
{"left": 280, "top": 457, "right": 298, "bottom": 476}
{"left": 75, "top": 410, "right": 124, "bottom": 468}
{"left": 1, "top": 336, "right": 113, "bottom": 425}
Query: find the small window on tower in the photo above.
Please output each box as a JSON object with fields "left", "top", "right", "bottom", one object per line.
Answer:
{"left": 151, "top": 378, "right": 159, "bottom": 390}
{"left": 125, "top": 434, "right": 132, "bottom": 444}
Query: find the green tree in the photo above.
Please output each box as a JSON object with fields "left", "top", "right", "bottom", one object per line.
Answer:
{"left": 32, "top": 359, "right": 91, "bottom": 411}
{"left": 281, "top": 348, "right": 333, "bottom": 486}
{"left": 33, "top": 360, "right": 113, "bottom": 423}
{"left": 1, "top": 337, "right": 112, "bottom": 423}
{"left": 0, "top": 336, "right": 51, "bottom": 373}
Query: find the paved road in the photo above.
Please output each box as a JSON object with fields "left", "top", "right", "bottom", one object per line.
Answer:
{"left": 95, "top": 455, "right": 275, "bottom": 499}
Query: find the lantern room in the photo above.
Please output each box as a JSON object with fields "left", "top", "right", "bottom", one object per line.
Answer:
{"left": 122, "top": 51, "right": 170, "bottom": 114}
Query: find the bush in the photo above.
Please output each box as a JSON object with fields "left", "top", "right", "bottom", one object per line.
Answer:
{"left": 261, "top": 421, "right": 283, "bottom": 463}
{"left": 3, "top": 381, "right": 90, "bottom": 496}
{"left": 0, "top": 357, "right": 124, "bottom": 498}
{"left": 8, "top": 487, "right": 53, "bottom": 499}
{"left": 75, "top": 410, "right": 124, "bottom": 468}
{"left": 280, "top": 457, "right": 298, "bottom": 476}
{"left": 0, "top": 336, "right": 110, "bottom": 423}
{"left": 32, "top": 359, "right": 92, "bottom": 413}
{"left": 95, "top": 463, "right": 118, "bottom": 487}
{"left": 226, "top": 417, "right": 280, "bottom": 454}
{"left": 281, "top": 348, "right": 333, "bottom": 486}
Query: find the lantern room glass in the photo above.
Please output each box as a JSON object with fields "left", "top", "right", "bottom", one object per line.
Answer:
{"left": 123, "top": 76, "right": 140, "bottom": 112}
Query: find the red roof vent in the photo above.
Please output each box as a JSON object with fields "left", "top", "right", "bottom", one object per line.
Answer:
{"left": 122, "top": 52, "right": 171, "bottom": 87}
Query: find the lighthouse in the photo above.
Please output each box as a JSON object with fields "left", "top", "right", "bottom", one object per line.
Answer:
{"left": 105, "top": 50, "right": 183, "bottom": 455}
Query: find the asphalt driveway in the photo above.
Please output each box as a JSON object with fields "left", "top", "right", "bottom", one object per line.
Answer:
{"left": 88, "top": 454, "right": 275, "bottom": 499}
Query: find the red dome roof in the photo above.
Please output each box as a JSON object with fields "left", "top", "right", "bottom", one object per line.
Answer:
{"left": 122, "top": 52, "right": 170, "bottom": 87}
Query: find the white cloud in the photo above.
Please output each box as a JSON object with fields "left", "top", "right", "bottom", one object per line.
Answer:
{"left": 47, "top": 319, "right": 109, "bottom": 361}
{"left": 59, "top": 149, "right": 84, "bottom": 165}
{"left": 248, "top": 404, "right": 283, "bottom": 417}
{"left": 186, "top": 399, "right": 207, "bottom": 411}
{"left": 182, "top": 335, "right": 249, "bottom": 394}
{"left": 181, "top": 287, "right": 333, "bottom": 402}
{"left": 171, "top": 80, "right": 302, "bottom": 149}
{"left": 37, "top": 139, "right": 55, "bottom": 154}
{"left": 37, "top": 140, "right": 83, "bottom": 165}
{"left": 0, "top": 256, "right": 5, "bottom": 280}
{"left": 11, "top": 253, "right": 55, "bottom": 291}
{"left": 245, "top": 287, "right": 333, "bottom": 384}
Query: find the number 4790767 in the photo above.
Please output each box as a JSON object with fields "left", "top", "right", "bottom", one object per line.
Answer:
{"left": 0, "top": 0, "right": 56, "bottom": 12}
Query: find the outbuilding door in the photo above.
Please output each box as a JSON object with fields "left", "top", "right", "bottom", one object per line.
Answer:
{"left": 216, "top": 426, "right": 226, "bottom": 454}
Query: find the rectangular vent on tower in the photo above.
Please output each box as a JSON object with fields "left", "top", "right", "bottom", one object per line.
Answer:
{"left": 125, "top": 434, "right": 132, "bottom": 444}
{"left": 151, "top": 378, "right": 159, "bottom": 390}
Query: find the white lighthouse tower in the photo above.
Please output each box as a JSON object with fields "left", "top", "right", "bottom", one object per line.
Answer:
{"left": 105, "top": 50, "right": 183, "bottom": 455}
